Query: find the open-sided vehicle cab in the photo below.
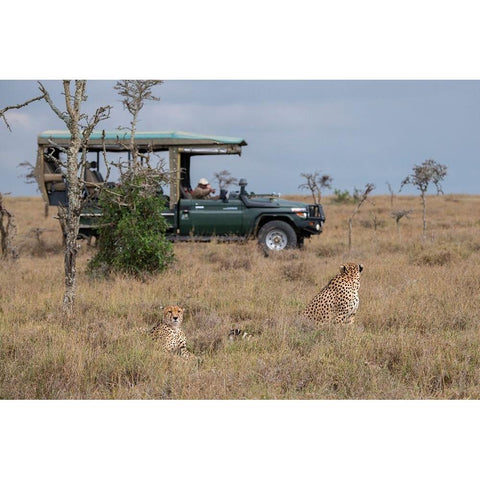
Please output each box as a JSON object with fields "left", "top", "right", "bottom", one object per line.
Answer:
{"left": 35, "top": 130, "right": 246, "bottom": 236}
{"left": 35, "top": 130, "right": 246, "bottom": 208}
{"left": 35, "top": 130, "right": 325, "bottom": 250}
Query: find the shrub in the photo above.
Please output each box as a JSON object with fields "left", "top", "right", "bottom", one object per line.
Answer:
{"left": 88, "top": 170, "right": 174, "bottom": 276}
{"left": 331, "top": 189, "right": 353, "bottom": 204}
{"left": 331, "top": 188, "right": 362, "bottom": 204}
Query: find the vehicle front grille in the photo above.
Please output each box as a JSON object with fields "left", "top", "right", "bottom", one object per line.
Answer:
{"left": 308, "top": 204, "right": 326, "bottom": 222}
{"left": 308, "top": 204, "right": 319, "bottom": 218}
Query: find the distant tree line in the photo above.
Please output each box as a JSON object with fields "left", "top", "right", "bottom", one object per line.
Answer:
{"left": 299, "top": 158, "right": 447, "bottom": 247}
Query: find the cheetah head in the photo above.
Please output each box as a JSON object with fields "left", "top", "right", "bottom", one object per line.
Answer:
{"left": 162, "top": 305, "right": 184, "bottom": 327}
{"left": 340, "top": 263, "right": 364, "bottom": 276}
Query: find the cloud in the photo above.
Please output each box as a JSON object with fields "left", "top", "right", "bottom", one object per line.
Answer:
{"left": 140, "top": 100, "right": 356, "bottom": 136}
{"left": 3, "top": 111, "right": 32, "bottom": 128}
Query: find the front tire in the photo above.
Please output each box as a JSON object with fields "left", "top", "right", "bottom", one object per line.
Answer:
{"left": 257, "top": 221, "right": 297, "bottom": 251}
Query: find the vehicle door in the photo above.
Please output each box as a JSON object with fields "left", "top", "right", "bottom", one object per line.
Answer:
{"left": 178, "top": 198, "right": 245, "bottom": 236}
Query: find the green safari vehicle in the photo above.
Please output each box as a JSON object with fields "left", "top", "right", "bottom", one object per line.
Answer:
{"left": 35, "top": 130, "right": 325, "bottom": 251}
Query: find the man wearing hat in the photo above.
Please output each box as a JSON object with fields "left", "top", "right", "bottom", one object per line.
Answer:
{"left": 192, "top": 178, "right": 216, "bottom": 199}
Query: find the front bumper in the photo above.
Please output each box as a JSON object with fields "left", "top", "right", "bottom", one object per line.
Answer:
{"left": 299, "top": 203, "right": 325, "bottom": 236}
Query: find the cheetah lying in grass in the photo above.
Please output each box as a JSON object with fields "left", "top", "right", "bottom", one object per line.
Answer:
{"left": 150, "top": 305, "right": 192, "bottom": 358}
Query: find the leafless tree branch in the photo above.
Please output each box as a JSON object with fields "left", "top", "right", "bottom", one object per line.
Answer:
{"left": 0, "top": 93, "right": 46, "bottom": 131}
{"left": 38, "top": 81, "right": 70, "bottom": 124}
{"left": 114, "top": 80, "right": 163, "bottom": 167}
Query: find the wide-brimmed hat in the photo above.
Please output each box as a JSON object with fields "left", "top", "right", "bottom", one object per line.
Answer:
{"left": 198, "top": 178, "right": 209, "bottom": 186}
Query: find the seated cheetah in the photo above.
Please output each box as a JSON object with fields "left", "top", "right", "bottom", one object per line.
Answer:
{"left": 150, "top": 305, "right": 191, "bottom": 358}
{"left": 302, "top": 263, "right": 363, "bottom": 324}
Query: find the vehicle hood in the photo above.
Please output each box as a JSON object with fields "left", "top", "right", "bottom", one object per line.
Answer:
{"left": 275, "top": 198, "right": 310, "bottom": 208}
{"left": 243, "top": 196, "right": 311, "bottom": 209}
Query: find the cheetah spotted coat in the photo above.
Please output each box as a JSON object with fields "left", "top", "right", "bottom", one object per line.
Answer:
{"left": 150, "top": 305, "right": 191, "bottom": 358}
{"left": 302, "top": 263, "right": 363, "bottom": 324}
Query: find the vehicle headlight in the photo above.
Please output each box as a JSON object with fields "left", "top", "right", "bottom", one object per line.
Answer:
{"left": 291, "top": 207, "right": 307, "bottom": 219}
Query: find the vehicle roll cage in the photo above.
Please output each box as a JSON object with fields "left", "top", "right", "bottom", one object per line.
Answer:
{"left": 35, "top": 130, "right": 247, "bottom": 209}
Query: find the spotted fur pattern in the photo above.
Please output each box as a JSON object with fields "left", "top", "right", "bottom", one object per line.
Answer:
{"left": 150, "top": 305, "right": 191, "bottom": 358}
{"left": 302, "top": 263, "right": 363, "bottom": 324}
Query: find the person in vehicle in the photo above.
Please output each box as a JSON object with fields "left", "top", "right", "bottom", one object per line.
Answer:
{"left": 86, "top": 161, "right": 104, "bottom": 182}
{"left": 192, "top": 178, "right": 216, "bottom": 199}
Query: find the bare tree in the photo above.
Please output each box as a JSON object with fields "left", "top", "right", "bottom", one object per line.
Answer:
{"left": 299, "top": 171, "right": 333, "bottom": 204}
{"left": 18, "top": 161, "right": 49, "bottom": 217}
{"left": 114, "top": 80, "right": 163, "bottom": 167}
{"left": 213, "top": 170, "right": 238, "bottom": 192}
{"left": 386, "top": 181, "right": 395, "bottom": 208}
{"left": 400, "top": 159, "right": 447, "bottom": 240}
{"left": 38, "top": 81, "right": 111, "bottom": 315}
{"left": 0, "top": 193, "right": 18, "bottom": 260}
{"left": 391, "top": 209, "right": 413, "bottom": 236}
{"left": 369, "top": 211, "right": 380, "bottom": 232}
{"left": 17, "top": 161, "right": 36, "bottom": 185}
{"left": 1, "top": 96, "right": 46, "bottom": 258}
{"left": 348, "top": 183, "right": 375, "bottom": 251}
{"left": 1, "top": 81, "right": 111, "bottom": 315}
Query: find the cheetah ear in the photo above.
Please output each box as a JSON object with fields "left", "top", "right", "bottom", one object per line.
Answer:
{"left": 359, "top": 264, "right": 364, "bottom": 272}
{"left": 340, "top": 265, "right": 347, "bottom": 274}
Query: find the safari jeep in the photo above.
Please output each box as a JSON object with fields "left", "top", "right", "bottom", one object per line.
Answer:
{"left": 35, "top": 130, "right": 325, "bottom": 251}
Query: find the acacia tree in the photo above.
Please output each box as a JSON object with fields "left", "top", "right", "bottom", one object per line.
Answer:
{"left": 400, "top": 159, "right": 447, "bottom": 239}
{"left": 214, "top": 170, "right": 238, "bottom": 192}
{"left": 299, "top": 171, "right": 333, "bottom": 203}
{"left": 391, "top": 209, "right": 413, "bottom": 237}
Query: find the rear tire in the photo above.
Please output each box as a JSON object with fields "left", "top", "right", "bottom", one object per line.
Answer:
{"left": 257, "top": 221, "right": 297, "bottom": 251}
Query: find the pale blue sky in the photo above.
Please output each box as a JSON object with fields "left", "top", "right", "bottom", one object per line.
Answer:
{"left": 1, "top": 80, "right": 479, "bottom": 197}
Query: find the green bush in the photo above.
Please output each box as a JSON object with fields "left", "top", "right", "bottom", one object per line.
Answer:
{"left": 331, "top": 188, "right": 362, "bottom": 204}
{"left": 88, "top": 171, "right": 174, "bottom": 276}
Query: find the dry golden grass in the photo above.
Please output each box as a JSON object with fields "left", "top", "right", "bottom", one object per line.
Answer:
{"left": 1, "top": 193, "right": 480, "bottom": 399}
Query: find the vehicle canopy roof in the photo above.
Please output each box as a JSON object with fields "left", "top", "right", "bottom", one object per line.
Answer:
{"left": 37, "top": 130, "right": 247, "bottom": 153}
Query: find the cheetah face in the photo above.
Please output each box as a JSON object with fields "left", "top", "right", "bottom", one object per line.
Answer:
{"left": 340, "top": 263, "right": 364, "bottom": 275}
{"left": 163, "top": 305, "right": 184, "bottom": 327}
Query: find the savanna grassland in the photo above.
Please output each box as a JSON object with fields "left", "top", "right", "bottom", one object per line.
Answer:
{"left": 1, "top": 193, "right": 480, "bottom": 399}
